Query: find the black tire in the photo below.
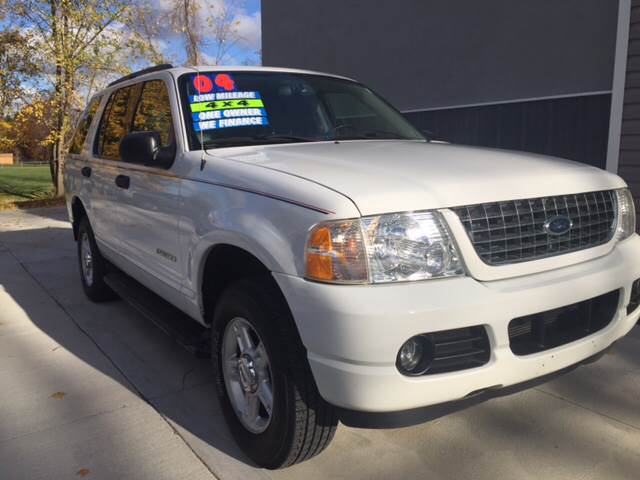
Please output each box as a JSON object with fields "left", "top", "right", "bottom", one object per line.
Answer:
{"left": 76, "top": 217, "right": 116, "bottom": 302}
{"left": 211, "top": 277, "right": 338, "bottom": 469}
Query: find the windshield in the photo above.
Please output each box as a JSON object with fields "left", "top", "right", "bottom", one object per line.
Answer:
{"left": 178, "top": 71, "right": 425, "bottom": 149}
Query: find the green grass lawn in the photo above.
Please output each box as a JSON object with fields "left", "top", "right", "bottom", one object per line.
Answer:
{"left": 0, "top": 165, "right": 56, "bottom": 207}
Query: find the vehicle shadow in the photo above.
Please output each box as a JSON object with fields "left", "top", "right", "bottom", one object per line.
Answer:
{"left": 0, "top": 224, "right": 269, "bottom": 479}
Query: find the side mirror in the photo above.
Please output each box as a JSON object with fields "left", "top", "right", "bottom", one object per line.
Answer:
{"left": 119, "top": 131, "right": 160, "bottom": 165}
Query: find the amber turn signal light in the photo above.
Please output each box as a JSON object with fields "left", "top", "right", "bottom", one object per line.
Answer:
{"left": 305, "top": 220, "right": 368, "bottom": 283}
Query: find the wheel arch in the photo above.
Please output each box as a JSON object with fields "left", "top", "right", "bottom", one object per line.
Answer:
{"left": 71, "top": 196, "right": 88, "bottom": 241}
{"left": 200, "top": 243, "right": 289, "bottom": 327}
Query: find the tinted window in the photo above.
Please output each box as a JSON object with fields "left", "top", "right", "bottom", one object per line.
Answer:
{"left": 69, "top": 96, "right": 101, "bottom": 154}
{"left": 132, "top": 80, "right": 175, "bottom": 149}
{"left": 178, "top": 72, "right": 424, "bottom": 150}
{"left": 95, "top": 84, "right": 140, "bottom": 159}
{"left": 323, "top": 93, "right": 375, "bottom": 120}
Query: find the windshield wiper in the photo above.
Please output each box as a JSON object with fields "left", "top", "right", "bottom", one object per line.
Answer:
{"left": 204, "top": 134, "right": 317, "bottom": 149}
{"left": 360, "top": 129, "right": 407, "bottom": 139}
{"left": 330, "top": 125, "right": 410, "bottom": 141}
{"left": 253, "top": 134, "right": 316, "bottom": 143}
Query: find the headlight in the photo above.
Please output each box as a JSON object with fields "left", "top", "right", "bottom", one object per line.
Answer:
{"left": 616, "top": 188, "right": 636, "bottom": 241}
{"left": 305, "top": 211, "right": 464, "bottom": 284}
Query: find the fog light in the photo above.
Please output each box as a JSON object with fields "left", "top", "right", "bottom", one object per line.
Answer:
{"left": 396, "top": 336, "right": 433, "bottom": 375}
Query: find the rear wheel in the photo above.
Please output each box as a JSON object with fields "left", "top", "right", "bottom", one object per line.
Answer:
{"left": 77, "top": 217, "right": 116, "bottom": 302}
{"left": 212, "top": 277, "right": 337, "bottom": 468}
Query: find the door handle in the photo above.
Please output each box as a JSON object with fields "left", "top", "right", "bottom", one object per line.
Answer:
{"left": 115, "top": 175, "right": 130, "bottom": 189}
{"left": 81, "top": 166, "right": 92, "bottom": 178}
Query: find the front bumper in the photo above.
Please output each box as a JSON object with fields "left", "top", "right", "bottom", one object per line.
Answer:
{"left": 274, "top": 234, "right": 640, "bottom": 413}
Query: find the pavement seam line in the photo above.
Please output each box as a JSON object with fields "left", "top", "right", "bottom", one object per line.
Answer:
{"left": 0, "top": 404, "right": 130, "bottom": 445}
{"left": 533, "top": 386, "right": 640, "bottom": 432}
{"left": 148, "top": 379, "right": 216, "bottom": 402}
{"left": 6, "top": 246, "right": 219, "bottom": 480}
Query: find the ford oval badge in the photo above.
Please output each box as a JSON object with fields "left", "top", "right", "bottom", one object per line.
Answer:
{"left": 544, "top": 215, "right": 573, "bottom": 236}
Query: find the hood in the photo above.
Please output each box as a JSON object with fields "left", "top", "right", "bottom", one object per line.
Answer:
{"left": 210, "top": 140, "right": 625, "bottom": 216}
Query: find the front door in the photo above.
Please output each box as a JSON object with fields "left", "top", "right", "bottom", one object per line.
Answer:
{"left": 114, "top": 78, "right": 185, "bottom": 296}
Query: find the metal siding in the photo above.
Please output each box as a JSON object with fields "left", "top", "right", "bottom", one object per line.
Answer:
{"left": 262, "top": 0, "right": 618, "bottom": 111}
{"left": 629, "top": 38, "right": 640, "bottom": 56}
{"left": 620, "top": 0, "right": 640, "bottom": 230}
{"left": 405, "top": 94, "right": 611, "bottom": 169}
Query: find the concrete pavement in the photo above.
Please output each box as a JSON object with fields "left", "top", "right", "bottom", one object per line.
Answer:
{"left": 0, "top": 207, "right": 639, "bottom": 480}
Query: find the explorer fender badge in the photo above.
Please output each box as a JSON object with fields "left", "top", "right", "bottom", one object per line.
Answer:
{"left": 544, "top": 215, "right": 573, "bottom": 236}
{"left": 156, "top": 248, "right": 177, "bottom": 262}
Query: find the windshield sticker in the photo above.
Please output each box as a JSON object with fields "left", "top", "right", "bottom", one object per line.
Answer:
{"left": 192, "top": 73, "right": 236, "bottom": 93}
{"left": 189, "top": 90, "right": 261, "bottom": 103}
{"left": 188, "top": 73, "right": 270, "bottom": 132}
{"left": 190, "top": 98, "right": 264, "bottom": 113}
{"left": 193, "top": 108, "right": 267, "bottom": 122}
{"left": 194, "top": 116, "right": 269, "bottom": 132}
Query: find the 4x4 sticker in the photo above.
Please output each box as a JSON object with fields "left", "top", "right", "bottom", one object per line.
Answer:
{"left": 190, "top": 98, "right": 264, "bottom": 112}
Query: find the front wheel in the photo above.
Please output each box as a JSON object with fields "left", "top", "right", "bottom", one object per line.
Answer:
{"left": 212, "top": 277, "right": 337, "bottom": 468}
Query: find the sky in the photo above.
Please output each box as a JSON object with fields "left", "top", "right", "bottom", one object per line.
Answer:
{"left": 1, "top": 0, "right": 262, "bottom": 67}
{"left": 153, "top": 0, "right": 262, "bottom": 66}
{"left": 1, "top": 0, "right": 262, "bottom": 109}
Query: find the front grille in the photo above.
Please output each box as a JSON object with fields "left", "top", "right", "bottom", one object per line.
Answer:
{"left": 425, "top": 326, "right": 491, "bottom": 375}
{"left": 452, "top": 190, "right": 617, "bottom": 266}
{"left": 508, "top": 290, "right": 620, "bottom": 355}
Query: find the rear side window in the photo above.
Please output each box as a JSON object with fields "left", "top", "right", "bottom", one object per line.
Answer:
{"left": 95, "top": 84, "right": 140, "bottom": 160}
{"left": 132, "top": 80, "right": 175, "bottom": 149}
{"left": 69, "top": 96, "right": 101, "bottom": 154}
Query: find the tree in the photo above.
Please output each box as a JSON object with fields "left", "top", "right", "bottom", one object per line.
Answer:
{"left": 206, "top": 0, "right": 242, "bottom": 65}
{"left": 170, "top": 0, "right": 203, "bottom": 65}
{"left": 168, "top": 0, "right": 244, "bottom": 66}
{"left": 3, "top": 0, "right": 157, "bottom": 195}
{"left": 0, "top": 29, "right": 40, "bottom": 116}
{"left": 0, "top": 96, "right": 55, "bottom": 162}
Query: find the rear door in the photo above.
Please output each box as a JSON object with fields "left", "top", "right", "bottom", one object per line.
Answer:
{"left": 66, "top": 95, "right": 102, "bottom": 218}
{"left": 91, "top": 84, "right": 140, "bottom": 251}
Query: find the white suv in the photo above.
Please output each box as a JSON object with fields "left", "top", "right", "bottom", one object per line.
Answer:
{"left": 65, "top": 65, "right": 640, "bottom": 468}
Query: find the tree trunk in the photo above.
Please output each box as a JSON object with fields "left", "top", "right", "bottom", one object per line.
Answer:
{"left": 53, "top": 138, "right": 65, "bottom": 195}
{"left": 184, "top": 0, "right": 201, "bottom": 65}
{"left": 50, "top": 0, "right": 72, "bottom": 197}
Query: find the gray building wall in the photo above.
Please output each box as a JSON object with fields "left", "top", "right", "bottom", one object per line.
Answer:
{"left": 263, "top": 1, "right": 621, "bottom": 168}
{"left": 619, "top": 0, "right": 640, "bottom": 228}
{"left": 404, "top": 94, "right": 611, "bottom": 168}
{"left": 263, "top": 0, "right": 618, "bottom": 111}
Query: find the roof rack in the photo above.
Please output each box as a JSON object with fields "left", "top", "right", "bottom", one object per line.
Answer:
{"left": 107, "top": 64, "right": 174, "bottom": 87}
